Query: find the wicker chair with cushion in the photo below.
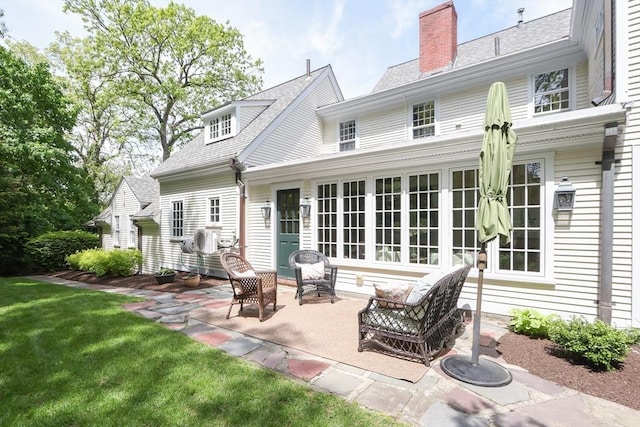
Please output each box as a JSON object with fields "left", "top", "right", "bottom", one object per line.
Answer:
{"left": 358, "top": 264, "right": 471, "bottom": 365}
{"left": 288, "top": 249, "right": 337, "bottom": 305}
{"left": 220, "top": 252, "right": 277, "bottom": 322}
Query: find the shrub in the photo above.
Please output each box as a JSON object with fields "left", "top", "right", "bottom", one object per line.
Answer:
{"left": 65, "top": 248, "right": 142, "bottom": 277}
{"left": 24, "top": 231, "right": 99, "bottom": 272}
{"left": 548, "top": 316, "right": 631, "bottom": 371}
{"left": 624, "top": 328, "right": 640, "bottom": 346}
{"left": 509, "top": 308, "right": 559, "bottom": 338}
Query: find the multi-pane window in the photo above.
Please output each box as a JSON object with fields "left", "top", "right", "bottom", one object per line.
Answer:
{"left": 317, "top": 183, "right": 337, "bottom": 257}
{"left": 408, "top": 173, "right": 439, "bottom": 265}
{"left": 534, "top": 68, "right": 569, "bottom": 113}
{"left": 500, "top": 162, "right": 542, "bottom": 272}
{"left": 128, "top": 215, "right": 136, "bottom": 247}
{"left": 208, "top": 113, "right": 232, "bottom": 141}
{"left": 343, "top": 180, "right": 366, "bottom": 259}
{"left": 209, "top": 197, "right": 220, "bottom": 223}
{"left": 451, "top": 169, "right": 479, "bottom": 265}
{"left": 412, "top": 100, "right": 435, "bottom": 139}
{"left": 171, "top": 200, "right": 184, "bottom": 238}
{"left": 375, "top": 177, "right": 401, "bottom": 262}
{"left": 113, "top": 215, "right": 120, "bottom": 246}
{"left": 339, "top": 120, "right": 356, "bottom": 151}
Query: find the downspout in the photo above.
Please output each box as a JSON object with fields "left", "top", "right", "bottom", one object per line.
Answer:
{"left": 134, "top": 220, "right": 143, "bottom": 273}
{"left": 597, "top": 122, "right": 619, "bottom": 324}
{"left": 591, "top": 0, "right": 613, "bottom": 106}
{"left": 230, "top": 158, "right": 246, "bottom": 258}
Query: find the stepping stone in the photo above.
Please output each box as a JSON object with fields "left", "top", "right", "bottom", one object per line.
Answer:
{"left": 153, "top": 303, "right": 200, "bottom": 315}
{"left": 158, "top": 314, "right": 187, "bottom": 324}
{"left": 355, "top": 381, "right": 413, "bottom": 415}
{"left": 313, "top": 370, "right": 363, "bottom": 396}
{"left": 288, "top": 359, "right": 330, "bottom": 381}
{"left": 419, "top": 402, "right": 489, "bottom": 427}
{"left": 218, "top": 338, "right": 260, "bottom": 356}
{"left": 442, "top": 388, "right": 494, "bottom": 414}
{"left": 194, "top": 331, "right": 233, "bottom": 347}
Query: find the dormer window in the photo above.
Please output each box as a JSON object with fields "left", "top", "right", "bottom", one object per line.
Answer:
{"left": 205, "top": 109, "right": 236, "bottom": 144}
{"left": 339, "top": 119, "right": 357, "bottom": 151}
{"left": 534, "top": 68, "right": 570, "bottom": 114}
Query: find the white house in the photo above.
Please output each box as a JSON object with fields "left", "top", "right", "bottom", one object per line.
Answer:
{"left": 106, "top": 0, "right": 637, "bottom": 328}
{"left": 239, "top": 0, "right": 637, "bottom": 328}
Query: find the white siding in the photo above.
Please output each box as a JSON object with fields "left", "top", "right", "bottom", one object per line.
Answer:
{"left": 238, "top": 105, "right": 267, "bottom": 130}
{"left": 102, "top": 180, "right": 142, "bottom": 250}
{"left": 629, "top": 0, "right": 640, "bottom": 327}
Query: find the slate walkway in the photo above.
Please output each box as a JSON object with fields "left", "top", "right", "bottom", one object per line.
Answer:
{"left": 31, "top": 275, "right": 640, "bottom": 427}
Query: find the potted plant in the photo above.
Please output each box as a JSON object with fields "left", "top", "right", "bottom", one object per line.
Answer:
{"left": 154, "top": 267, "right": 176, "bottom": 284}
{"left": 183, "top": 269, "right": 201, "bottom": 288}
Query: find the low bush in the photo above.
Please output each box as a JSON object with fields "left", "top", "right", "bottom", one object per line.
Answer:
{"left": 548, "top": 316, "right": 631, "bottom": 371}
{"left": 509, "top": 308, "right": 559, "bottom": 338}
{"left": 66, "top": 248, "right": 142, "bottom": 277}
{"left": 24, "top": 231, "right": 99, "bottom": 272}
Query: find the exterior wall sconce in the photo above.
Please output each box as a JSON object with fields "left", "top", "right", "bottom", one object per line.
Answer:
{"left": 299, "top": 197, "right": 311, "bottom": 218}
{"left": 260, "top": 201, "right": 271, "bottom": 220}
{"left": 554, "top": 176, "right": 576, "bottom": 212}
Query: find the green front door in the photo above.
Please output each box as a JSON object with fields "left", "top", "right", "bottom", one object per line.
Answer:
{"left": 277, "top": 188, "right": 300, "bottom": 278}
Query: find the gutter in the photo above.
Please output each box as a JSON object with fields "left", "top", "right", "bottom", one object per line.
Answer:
{"left": 230, "top": 158, "right": 246, "bottom": 258}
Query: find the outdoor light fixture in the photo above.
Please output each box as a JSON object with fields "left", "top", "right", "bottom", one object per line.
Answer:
{"left": 299, "top": 197, "right": 311, "bottom": 219}
{"left": 260, "top": 201, "right": 271, "bottom": 220}
{"left": 554, "top": 176, "right": 576, "bottom": 212}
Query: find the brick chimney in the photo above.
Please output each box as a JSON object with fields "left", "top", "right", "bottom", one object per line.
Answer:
{"left": 419, "top": 1, "right": 457, "bottom": 74}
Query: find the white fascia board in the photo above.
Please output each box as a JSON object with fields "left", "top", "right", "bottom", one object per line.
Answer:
{"left": 317, "top": 40, "right": 585, "bottom": 121}
{"left": 244, "top": 103, "right": 627, "bottom": 182}
{"left": 153, "top": 160, "right": 231, "bottom": 182}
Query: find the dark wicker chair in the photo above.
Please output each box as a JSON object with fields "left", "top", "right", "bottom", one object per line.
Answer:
{"left": 220, "top": 252, "right": 277, "bottom": 322}
{"left": 357, "top": 264, "right": 471, "bottom": 365}
{"left": 288, "top": 249, "right": 337, "bottom": 305}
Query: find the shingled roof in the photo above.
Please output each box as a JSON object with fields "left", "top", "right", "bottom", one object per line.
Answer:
{"left": 151, "top": 65, "right": 335, "bottom": 178}
{"left": 372, "top": 8, "right": 572, "bottom": 93}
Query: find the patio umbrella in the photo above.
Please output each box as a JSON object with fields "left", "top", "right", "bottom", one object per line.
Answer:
{"left": 441, "top": 82, "right": 517, "bottom": 387}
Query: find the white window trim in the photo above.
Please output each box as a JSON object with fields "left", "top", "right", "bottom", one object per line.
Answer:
{"left": 407, "top": 98, "right": 439, "bottom": 140}
{"left": 170, "top": 200, "right": 184, "bottom": 239}
{"left": 207, "top": 196, "right": 222, "bottom": 227}
{"left": 203, "top": 107, "right": 237, "bottom": 144}
{"left": 528, "top": 65, "right": 576, "bottom": 117}
{"left": 128, "top": 215, "right": 136, "bottom": 248}
{"left": 113, "top": 215, "right": 120, "bottom": 247}
{"left": 337, "top": 118, "right": 358, "bottom": 151}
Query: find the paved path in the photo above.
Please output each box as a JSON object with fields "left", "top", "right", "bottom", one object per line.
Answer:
{"left": 31, "top": 276, "right": 640, "bottom": 427}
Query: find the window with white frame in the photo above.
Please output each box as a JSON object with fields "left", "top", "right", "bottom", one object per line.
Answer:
{"left": 171, "top": 200, "right": 184, "bottom": 238}
{"left": 113, "top": 215, "right": 120, "bottom": 246}
{"left": 343, "top": 180, "right": 366, "bottom": 259}
{"left": 339, "top": 119, "right": 356, "bottom": 151}
{"left": 128, "top": 215, "right": 136, "bottom": 247}
{"left": 208, "top": 197, "right": 221, "bottom": 224}
{"left": 317, "top": 183, "right": 337, "bottom": 257}
{"left": 207, "top": 112, "right": 233, "bottom": 142}
{"left": 375, "top": 176, "right": 401, "bottom": 262}
{"left": 451, "top": 169, "right": 480, "bottom": 265}
{"left": 534, "top": 68, "right": 569, "bottom": 113}
{"left": 408, "top": 173, "right": 439, "bottom": 265}
{"left": 412, "top": 100, "right": 435, "bottom": 139}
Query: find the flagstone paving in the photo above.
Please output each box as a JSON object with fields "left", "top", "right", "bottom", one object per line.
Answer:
{"left": 30, "top": 275, "right": 640, "bottom": 427}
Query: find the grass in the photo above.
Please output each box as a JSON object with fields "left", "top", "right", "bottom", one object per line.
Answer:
{"left": 0, "top": 278, "right": 403, "bottom": 426}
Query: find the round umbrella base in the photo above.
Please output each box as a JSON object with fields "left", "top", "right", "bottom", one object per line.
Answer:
{"left": 440, "top": 355, "right": 512, "bottom": 387}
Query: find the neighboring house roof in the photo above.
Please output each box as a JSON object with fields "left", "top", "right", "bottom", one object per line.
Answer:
{"left": 372, "top": 8, "right": 572, "bottom": 93}
{"left": 93, "top": 175, "right": 159, "bottom": 224}
{"left": 133, "top": 200, "right": 160, "bottom": 223}
{"left": 151, "top": 65, "right": 340, "bottom": 178}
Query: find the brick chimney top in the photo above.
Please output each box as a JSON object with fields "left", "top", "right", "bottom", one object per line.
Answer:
{"left": 419, "top": 1, "right": 458, "bottom": 74}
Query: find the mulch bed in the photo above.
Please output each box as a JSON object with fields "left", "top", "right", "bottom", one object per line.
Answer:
{"left": 497, "top": 331, "right": 640, "bottom": 411}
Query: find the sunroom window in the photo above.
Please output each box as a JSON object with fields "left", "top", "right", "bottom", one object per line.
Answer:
{"left": 339, "top": 120, "right": 356, "bottom": 151}
{"left": 412, "top": 100, "right": 435, "bottom": 139}
{"left": 534, "top": 68, "right": 569, "bottom": 113}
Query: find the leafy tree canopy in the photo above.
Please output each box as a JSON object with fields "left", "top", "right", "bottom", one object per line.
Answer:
{"left": 0, "top": 44, "right": 98, "bottom": 274}
{"left": 61, "top": 0, "right": 263, "bottom": 163}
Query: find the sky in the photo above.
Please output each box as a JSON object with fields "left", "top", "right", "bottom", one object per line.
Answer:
{"left": 1, "top": 0, "right": 573, "bottom": 99}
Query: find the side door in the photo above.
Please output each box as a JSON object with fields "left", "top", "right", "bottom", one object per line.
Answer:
{"left": 276, "top": 188, "right": 300, "bottom": 278}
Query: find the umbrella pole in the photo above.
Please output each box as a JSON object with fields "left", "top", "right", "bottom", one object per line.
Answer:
{"left": 471, "top": 242, "right": 487, "bottom": 365}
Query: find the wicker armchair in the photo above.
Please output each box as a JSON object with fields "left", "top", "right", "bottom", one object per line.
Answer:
{"left": 220, "top": 252, "right": 277, "bottom": 322}
{"left": 288, "top": 249, "right": 337, "bottom": 305}
{"left": 358, "top": 264, "right": 471, "bottom": 365}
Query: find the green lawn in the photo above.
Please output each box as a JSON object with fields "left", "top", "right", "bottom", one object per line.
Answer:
{"left": 0, "top": 278, "right": 403, "bottom": 426}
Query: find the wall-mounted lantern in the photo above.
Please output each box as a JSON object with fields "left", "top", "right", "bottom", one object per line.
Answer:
{"left": 554, "top": 176, "right": 576, "bottom": 212}
{"left": 260, "top": 201, "right": 271, "bottom": 220}
{"left": 299, "top": 197, "right": 311, "bottom": 219}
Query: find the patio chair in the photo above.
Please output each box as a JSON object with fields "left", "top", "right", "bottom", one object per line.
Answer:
{"left": 220, "top": 252, "right": 278, "bottom": 322}
{"left": 288, "top": 249, "right": 337, "bottom": 305}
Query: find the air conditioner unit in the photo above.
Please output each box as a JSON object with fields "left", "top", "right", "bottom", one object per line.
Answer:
{"left": 180, "top": 237, "right": 194, "bottom": 254}
{"left": 193, "top": 228, "right": 218, "bottom": 255}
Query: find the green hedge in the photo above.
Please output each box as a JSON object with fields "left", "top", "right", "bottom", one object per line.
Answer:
{"left": 24, "top": 231, "right": 99, "bottom": 272}
{"left": 66, "top": 248, "right": 142, "bottom": 277}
